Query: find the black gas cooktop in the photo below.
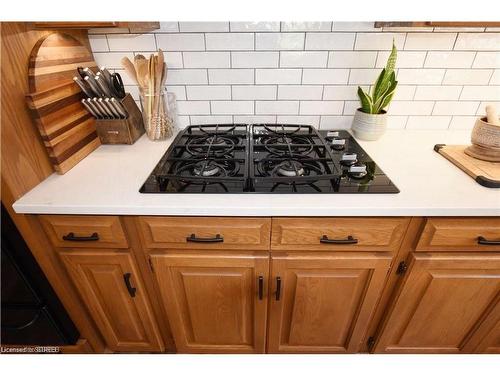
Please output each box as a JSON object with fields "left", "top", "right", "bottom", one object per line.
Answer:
{"left": 139, "top": 124, "right": 399, "bottom": 194}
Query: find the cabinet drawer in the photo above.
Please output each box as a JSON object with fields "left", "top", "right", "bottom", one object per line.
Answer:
{"left": 416, "top": 218, "right": 500, "bottom": 252}
{"left": 138, "top": 217, "right": 271, "bottom": 250}
{"left": 271, "top": 218, "right": 409, "bottom": 252}
{"left": 39, "top": 215, "right": 128, "bottom": 248}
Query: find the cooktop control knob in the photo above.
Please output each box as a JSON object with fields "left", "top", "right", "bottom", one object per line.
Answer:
{"left": 340, "top": 152, "right": 357, "bottom": 165}
{"left": 330, "top": 137, "right": 346, "bottom": 151}
{"left": 348, "top": 163, "right": 368, "bottom": 178}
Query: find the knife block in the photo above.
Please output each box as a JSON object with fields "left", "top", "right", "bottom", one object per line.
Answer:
{"left": 95, "top": 94, "right": 145, "bottom": 145}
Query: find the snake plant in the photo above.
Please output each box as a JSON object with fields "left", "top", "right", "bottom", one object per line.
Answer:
{"left": 357, "top": 42, "right": 398, "bottom": 114}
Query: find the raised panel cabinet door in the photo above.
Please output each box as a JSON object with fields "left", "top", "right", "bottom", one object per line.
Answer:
{"left": 151, "top": 252, "right": 269, "bottom": 353}
{"left": 374, "top": 253, "right": 500, "bottom": 353}
{"left": 59, "top": 250, "right": 164, "bottom": 352}
{"left": 267, "top": 253, "right": 392, "bottom": 353}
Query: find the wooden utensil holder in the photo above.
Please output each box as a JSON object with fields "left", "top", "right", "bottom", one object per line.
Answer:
{"left": 95, "top": 94, "right": 145, "bottom": 145}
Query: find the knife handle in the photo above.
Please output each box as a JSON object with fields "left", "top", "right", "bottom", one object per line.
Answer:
{"left": 95, "top": 75, "right": 113, "bottom": 97}
{"left": 98, "top": 98, "right": 115, "bottom": 118}
{"left": 84, "top": 76, "right": 103, "bottom": 97}
{"left": 86, "top": 99, "right": 104, "bottom": 119}
{"left": 111, "top": 97, "right": 128, "bottom": 118}
{"left": 81, "top": 99, "right": 99, "bottom": 118}
{"left": 93, "top": 98, "right": 110, "bottom": 119}
{"left": 83, "top": 67, "right": 96, "bottom": 79}
{"left": 100, "top": 67, "right": 113, "bottom": 85}
{"left": 73, "top": 77, "right": 94, "bottom": 98}
{"left": 105, "top": 98, "right": 121, "bottom": 119}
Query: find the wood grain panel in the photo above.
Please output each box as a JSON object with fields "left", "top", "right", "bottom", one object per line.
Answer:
{"left": 417, "top": 218, "right": 500, "bottom": 252}
{"left": 138, "top": 217, "right": 271, "bottom": 250}
{"left": 267, "top": 253, "right": 392, "bottom": 353}
{"left": 151, "top": 252, "right": 269, "bottom": 353}
{"left": 271, "top": 217, "right": 410, "bottom": 252}
{"left": 39, "top": 215, "right": 128, "bottom": 248}
{"left": 374, "top": 253, "right": 500, "bottom": 353}
{"left": 60, "top": 250, "right": 164, "bottom": 352}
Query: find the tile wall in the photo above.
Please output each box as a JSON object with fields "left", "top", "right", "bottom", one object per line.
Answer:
{"left": 89, "top": 22, "right": 500, "bottom": 130}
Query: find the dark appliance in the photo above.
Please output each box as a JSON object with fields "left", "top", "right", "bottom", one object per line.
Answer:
{"left": 140, "top": 124, "right": 399, "bottom": 194}
{"left": 1, "top": 205, "right": 79, "bottom": 346}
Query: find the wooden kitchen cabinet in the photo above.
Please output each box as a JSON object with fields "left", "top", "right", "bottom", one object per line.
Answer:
{"left": 267, "top": 253, "right": 392, "bottom": 353}
{"left": 59, "top": 250, "right": 164, "bottom": 352}
{"left": 150, "top": 251, "right": 269, "bottom": 353}
{"left": 374, "top": 253, "right": 500, "bottom": 353}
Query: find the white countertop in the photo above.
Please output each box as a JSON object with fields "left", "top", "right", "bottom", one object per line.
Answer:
{"left": 13, "top": 130, "right": 500, "bottom": 217}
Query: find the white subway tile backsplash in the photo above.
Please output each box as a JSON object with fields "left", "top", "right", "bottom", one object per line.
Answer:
{"left": 166, "top": 69, "right": 208, "bottom": 85}
{"left": 376, "top": 51, "right": 426, "bottom": 68}
{"left": 232, "top": 85, "right": 277, "bottom": 100}
{"left": 209, "top": 69, "right": 254, "bottom": 84}
{"left": 90, "top": 23, "right": 500, "bottom": 129}
{"left": 256, "top": 33, "right": 305, "bottom": 50}
{"left": 88, "top": 35, "right": 108, "bottom": 52}
{"left": 190, "top": 115, "right": 233, "bottom": 125}
{"left": 300, "top": 101, "right": 344, "bottom": 115}
{"left": 392, "top": 85, "right": 416, "bottom": 100}
{"left": 183, "top": 52, "right": 230, "bottom": 68}
{"left": 156, "top": 33, "right": 205, "bottom": 51}
{"left": 305, "top": 33, "right": 355, "bottom": 50}
{"left": 333, "top": 22, "right": 378, "bottom": 32}
{"left": 280, "top": 51, "right": 328, "bottom": 68}
{"left": 206, "top": 33, "right": 254, "bottom": 50}
{"left": 179, "top": 22, "right": 229, "bottom": 32}
{"left": 277, "top": 116, "right": 321, "bottom": 127}
{"left": 355, "top": 33, "right": 406, "bottom": 50}
{"left": 397, "top": 69, "right": 445, "bottom": 84}
{"left": 278, "top": 85, "right": 323, "bottom": 100}
{"left": 389, "top": 101, "right": 435, "bottom": 115}
{"left": 256, "top": 69, "right": 302, "bottom": 84}
{"left": 281, "top": 22, "right": 332, "bottom": 32}
{"left": 348, "top": 69, "right": 381, "bottom": 84}
{"left": 414, "top": 86, "right": 462, "bottom": 100}
{"left": 256, "top": 101, "right": 299, "bottom": 115}
{"left": 211, "top": 101, "right": 254, "bottom": 115}
{"left": 176, "top": 101, "right": 211, "bottom": 115}
{"left": 323, "top": 85, "right": 364, "bottom": 100}
{"left": 476, "top": 101, "right": 500, "bottom": 115}
{"left": 302, "top": 69, "right": 349, "bottom": 84}
{"left": 442, "top": 69, "right": 493, "bottom": 85}
{"left": 432, "top": 101, "right": 480, "bottom": 115}
{"left": 404, "top": 33, "right": 456, "bottom": 50}
{"left": 406, "top": 116, "right": 451, "bottom": 130}
{"left": 473, "top": 52, "right": 500, "bottom": 68}
{"left": 156, "top": 22, "right": 179, "bottom": 33}
{"left": 230, "top": 22, "right": 280, "bottom": 32}
{"left": 177, "top": 116, "right": 191, "bottom": 128}
{"left": 231, "top": 52, "right": 279, "bottom": 68}
{"left": 455, "top": 33, "right": 500, "bottom": 51}
{"left": 328, "top": 51, "right": 377, "bottom": 68}
{"left": 94, "top": 52, "right": 135, "bottom": 69}
{"left": 489, "top": 70, "right": 500, "bottom": 84}
{"left": 460, "top": 86, "right": 500, "bottom": 100}
{"left": 166, "top": 86, "right": 186, "bottom": 100}
{"left": 186, "top": 86, "right": 231, "bottom": 100}
{"left": 107, "top": 34, "right": 156, "bottom": 51}
{"left": 448, "top": 116, "right": 477, "bottom": 130}
{"left": 319, "top": 116, "right": 354, "bottom": 129}
{"left": 387, "top": 116, "right": 408, "bottom": 129}
{"left": 424, "top": 52, "right": 476, "bottom": 68}
{"left": 234, "top": 115, "right": 276, "bottom": 124}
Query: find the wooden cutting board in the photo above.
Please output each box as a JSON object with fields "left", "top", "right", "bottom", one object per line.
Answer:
{"left": 434, "top": 144, "right": 500, "bottom": 188}
{"left": 26, "top": 32, "right": 100, "bottom": 174}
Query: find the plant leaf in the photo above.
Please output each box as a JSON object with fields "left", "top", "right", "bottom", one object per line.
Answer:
{"left": 385, "top": 40, "right": 398, "bottom": 72}
{"left": 357, "top": 86, "right": 373, "bottom": 113}
{"left": 376, "top": 80, "right": 398, "bottom": 113}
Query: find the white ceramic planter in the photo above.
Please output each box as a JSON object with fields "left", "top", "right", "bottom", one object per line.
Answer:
{"left": 351, "top": 109, "right": 387, "bottom": 141}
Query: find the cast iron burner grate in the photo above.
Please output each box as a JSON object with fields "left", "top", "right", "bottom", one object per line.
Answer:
{"left": 139, "top": 124, "right": 399, "bottom": 194}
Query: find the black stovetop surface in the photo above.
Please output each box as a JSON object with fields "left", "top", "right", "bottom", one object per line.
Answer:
{"left": 139, "top": 124, "right": 399, "bottom": 194}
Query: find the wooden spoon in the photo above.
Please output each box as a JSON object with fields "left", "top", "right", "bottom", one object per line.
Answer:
{"left": 120, "top": 57, "right": 138, "bottom": 85}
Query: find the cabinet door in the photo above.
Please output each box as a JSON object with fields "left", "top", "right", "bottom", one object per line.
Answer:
{"left": 375, "top": 254, "right": 500, "bottom": 353}
{"left": 60, "top": 250, "right": 163, "bottom": 352}
{"left": 267, "top": 253, "right": 392, "bottom": 353}
{"left": 151, "top": 252, "right": 269, "bottom": 353}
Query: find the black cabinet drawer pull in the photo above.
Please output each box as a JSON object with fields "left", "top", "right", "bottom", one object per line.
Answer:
{"left": 123, "top": 273, "right": 136, "bottom": 297}
{"left": 478, "top": 236, "right": 500, "bottom": 245}
{"left": 258, "top": 276, "right": 264, "bottom": 300}
{"left": 320, "top": 235, "right": 358, "bottom": 244}
{"left": 186, "top": 233, "right": 224, "bottom": 243}
{"left": 275, "top": 277, "right": 282, "bottom": 301}
{"left": 62, "top": 232, "right": 99, "bottom": 242}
